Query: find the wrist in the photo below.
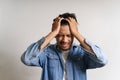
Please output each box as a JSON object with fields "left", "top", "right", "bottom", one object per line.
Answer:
{"left": 51, "top": 30, "right": 58, "bottom": 36}
{"left": 74, "top": 32, "right": 85, "bottom": 42}
{"left": 73, "top": 31, "right": 79, "bottom": 37}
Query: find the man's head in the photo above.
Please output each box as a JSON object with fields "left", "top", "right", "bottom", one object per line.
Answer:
{"left": 53, "top": 12, "right": 77, "bottom": 23}
{"left": 54, "top": 13, "right": 77, "bottom": 51}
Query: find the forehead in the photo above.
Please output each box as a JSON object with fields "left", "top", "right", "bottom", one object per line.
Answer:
{"left": 59, "top": 25, "right": 71, "bottom": 33}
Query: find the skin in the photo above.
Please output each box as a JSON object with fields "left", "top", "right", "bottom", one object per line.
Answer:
{"left": 40, "top": 17, "right": 95, "bottom": 55}
{"left": 55, "top": 25, "right": 74, "bottom": 51}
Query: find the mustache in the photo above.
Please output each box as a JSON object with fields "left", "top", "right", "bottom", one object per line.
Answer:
{"left": 60, "top": 41, "right": 68, "bottom": 44}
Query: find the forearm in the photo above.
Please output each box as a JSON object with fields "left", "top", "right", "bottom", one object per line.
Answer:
{"left": 65, "top": 18, "right": 94, "bottom": 54}
{"left": 40, "top": 17, "right": 62, "bottom": 50}
{"left": 21, "top": 42, "right": 41, "bottom": 66}
{"left": 40, "top": 31, "right": 57, "bottom": 50}
{"left": 74, "top": 32, "right": 95, "bottom": 55}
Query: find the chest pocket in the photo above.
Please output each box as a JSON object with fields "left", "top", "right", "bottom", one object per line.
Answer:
{"left": 46, "top": 53, "right": 59, "bottom": 68}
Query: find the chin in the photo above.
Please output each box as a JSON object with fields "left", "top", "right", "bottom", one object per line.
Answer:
{"left": 61, "top": 48, "right": 70, "bottom": 51}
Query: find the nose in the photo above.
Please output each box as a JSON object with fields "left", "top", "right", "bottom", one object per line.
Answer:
{"left": 62, "top": 36, "right": 68, "bottom": 42}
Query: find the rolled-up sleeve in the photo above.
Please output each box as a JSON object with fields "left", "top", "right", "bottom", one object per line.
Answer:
{"left": 21, "top": 37, "right": 46, "bottom": 67}
{"left": 83, "top": 39, "right": 108, "bottom": 69}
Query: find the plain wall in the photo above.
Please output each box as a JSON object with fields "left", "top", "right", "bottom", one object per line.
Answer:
{"left": 0, "top": 0, "right": 120, "bottom": 80}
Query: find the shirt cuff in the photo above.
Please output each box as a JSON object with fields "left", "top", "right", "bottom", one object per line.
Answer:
{"left": 37, "top": 37, "right": 45, "bottom": 48}
{"left": 85, "top": 38, "right": 108, "bottom": 64}
{"left": 85, "top": 38, "right": 104, "bottom": 59}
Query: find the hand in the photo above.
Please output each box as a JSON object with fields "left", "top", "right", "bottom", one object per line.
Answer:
{"left": 65, "top": 17, "right": 79, "bottom": 36}
{"left": 52, "top": 17, "right": 63, "bottom": 34}
{"left": 40, "top": 17, "right": 63, "bottom": 50}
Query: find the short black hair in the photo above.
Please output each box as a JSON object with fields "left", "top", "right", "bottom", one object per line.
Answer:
{"left": 53, "top": 12, "right": 77, "bottom": 26}
{"left": 58, "top": 12, "right": 77, "bottom": 22}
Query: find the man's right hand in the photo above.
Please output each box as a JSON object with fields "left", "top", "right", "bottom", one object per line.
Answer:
{"left": 40, "top": 17, "right": 63, "bottom": 50}
{"left": 52, "top": 17, "right": 63, "bottom": 35}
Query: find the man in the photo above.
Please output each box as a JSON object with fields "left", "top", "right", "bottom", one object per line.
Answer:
{"left": 21, "top": 13, "right": 107, "bottom": 80}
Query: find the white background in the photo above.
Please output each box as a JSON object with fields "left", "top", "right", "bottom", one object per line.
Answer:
{"left": 0, "top": 0, "right": 120, "bottom": 80}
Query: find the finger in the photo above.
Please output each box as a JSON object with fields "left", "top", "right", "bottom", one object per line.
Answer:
{"left": 68, "top": 17, "right": 76, "bottom": 21}
{"left": 57, "top": 17, "right": 64, "bottom": 23}
{"left": 54, "top": 17, "right": 59, "bottom": 22}
{"left": 55, "top": 17, "right": 64, "bottom": 22}
{"left": 64, "top": 18, "right": 71, "bottom": 23}
{"left": 53, "top": 17, "right": 59, "bottom": 25}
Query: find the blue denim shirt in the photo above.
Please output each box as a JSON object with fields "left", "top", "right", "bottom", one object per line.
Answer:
{"left": 21, "top": 37, "right": 107, "bottom": 80}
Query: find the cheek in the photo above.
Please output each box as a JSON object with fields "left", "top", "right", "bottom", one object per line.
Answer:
{"left": 56, "top": 37, "right": 62, "bottom": 42}
{"left": 69, "top": 37, "right": 74, "bottom": 43}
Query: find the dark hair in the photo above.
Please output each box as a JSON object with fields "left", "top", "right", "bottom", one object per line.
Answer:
{"left": 59, "top": 12, "right": 77, "bottom": 22}
{"left": 60, "top": 19, "right": 69, "bottom": 26}
{"left": 53, "top": 12, "right": 77, "bottom": 26}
